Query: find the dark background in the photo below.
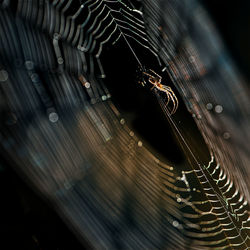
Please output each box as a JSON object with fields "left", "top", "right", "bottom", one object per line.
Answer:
{"left": 1, "top": 1, "right": 250, "bottom": 249}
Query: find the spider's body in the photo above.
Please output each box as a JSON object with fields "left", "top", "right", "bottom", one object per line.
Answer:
{"left": 142, "top": 69, "right": 178, "bottom": 115}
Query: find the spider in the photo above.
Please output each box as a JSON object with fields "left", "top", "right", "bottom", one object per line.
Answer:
{"left": 142, "top": 69, "right": 178, "bottom": 115}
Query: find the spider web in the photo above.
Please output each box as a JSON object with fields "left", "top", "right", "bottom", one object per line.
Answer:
{"left": 0, "top": 0, "right": 250, "bottom": 249}
{"left": 15, "top": 0, "right": 158, "bottom": 77}
{"left": 143, "top": 0, "right": 250, "bottom": 248}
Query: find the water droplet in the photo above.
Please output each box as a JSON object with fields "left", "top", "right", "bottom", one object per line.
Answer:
{"left": 138, "top": 141, "right": 143, "bottom": 147}
{"left": 193, "top": 188, "right": 196, "bottom": 191}
{"left": 192, "top": 113, "right": 196, "bottom": 118}
{"left": 173, "top": 221, "right": 179, "bottom": 227}
{"left": 223, "top": 132, "right": 230, "bottom": 139}
{"left": 120, "top": 118, "right": 125, "bottom": 125}
{"left": 206, "top": 103, "right": 213, "bottom": 110}
{"left": 25, "top": 61, "right": 34, "bottom": 71}
{"left": 177, "top": 198, "right": 182, "bottom": 203}
{"left": 129, "top": 131, "right": 134, "bottom": 137}
{"left": 101, "top": 95, "right": 107, "bottom": 101}
{"left": 215, "top": 105, "right": 223, "bottom": 113}
{"left": 189, "top": 56, "right": 195, "bottom": 63}
{"left": 85, "top": 82, "right": 90, "bottom": 88}
{"left": 64, "top": 181, "right": 72, "bottom": 190}
{"left": 49, "top": 112, "right": 59, "bottom": 123}
{"left": 90, "top": 98, "right": 96, "bottom": 104}
{"left": 80, "top": 46, "right": 86, "bottom": 52}
{"left": 57, "top": 57, "right": 64, "bottom": 64}
{"left": 0, "top": 70, "right": 8, "bottom": 82}
{"left": 53, "top": 33, "right": 60, "bottom": 40}
{"left": 30, "top": 73, "right": 39, "bottom": 83}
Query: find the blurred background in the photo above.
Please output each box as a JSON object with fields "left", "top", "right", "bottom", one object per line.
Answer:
{"left": 0, "top": 0, "right": 250, "bottom": 249}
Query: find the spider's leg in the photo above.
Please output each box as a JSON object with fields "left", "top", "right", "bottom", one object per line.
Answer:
{"left": 174, "top": 94, "right": 179, "bottom": 114}
{"left": 165, "top": 86, "right": 172, "bottom": 91}
{"left": 165, "top": 89, "right": 175, "bottom": 115}
{"left": 161, "top": 85, "right": 171, "bottom": 95}
{"left": 143, "top": 72, "right": 153, "bottom": 78}
{"left": 158, "top": 85, "right": 170, "bottom": 106}
{"left": 151, "top": 85, "right": 156, "bottom": 91}
{"left": 170, "top": 93, "right": 177, "bottom": 115}
{"left": 170, "top": 90, "right": 179, "bottom": 114}
{"left": 164, "top": 90, "right": 170, "bottom": 106}
{"left": 149, "top": 69, "right": 162, "bottom": 82}
{"left": 149, "top": 69, "right": 161, "bottom": 78}
{"left": 170, "top": 87, "right": 179, "bottom": 114}
{"left": 162, "top": 85, "right": 178, "bottom": 114}
{"left": 139, "top": 80, "right": 146, "bottom": 86}
{"left": 167, "top": 93, "right": 171, "bottom": 107}
{"left": 142, "top": 72, "right": 152, "bottom": 86}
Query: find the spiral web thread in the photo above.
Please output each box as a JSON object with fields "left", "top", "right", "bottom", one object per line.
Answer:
{"left": 0, "top": 0, "right": 250, "bottom": 249}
